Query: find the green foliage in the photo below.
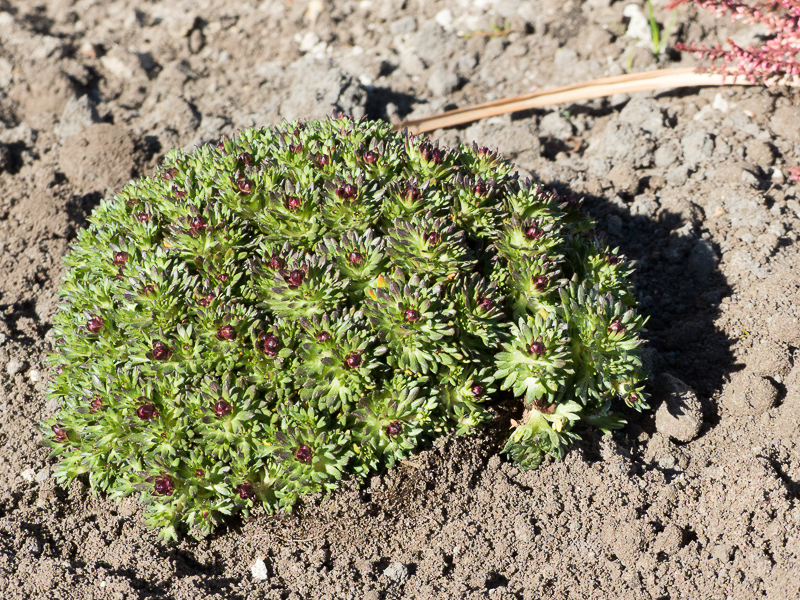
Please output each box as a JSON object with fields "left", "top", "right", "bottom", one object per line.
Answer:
{"left": 43, "top": 116, "right": 649, "bottom": 539}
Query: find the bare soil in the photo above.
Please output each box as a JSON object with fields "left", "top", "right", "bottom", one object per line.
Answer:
{"left": 2, "top": 0, "right": 800, "bottom": 598}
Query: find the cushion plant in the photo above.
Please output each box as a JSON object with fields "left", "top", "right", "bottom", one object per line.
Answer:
{"left": 43, "top": 115, "right": 648, "bottom": 539}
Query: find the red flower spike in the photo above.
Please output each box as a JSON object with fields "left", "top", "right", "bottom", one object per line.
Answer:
{"left": 237, "top": 152, "right": 252, "bottom": 166}
{"left": 152, "top": 340, "right": 172, "bottom": 361}
{"left": 161, "top": 168, "right": 178, "bottom": 181}
{"left": 189, "top": 216, "right": 207, "bottom": 235}
{"left": 218, "top": 273, "right": 229, "bottom": 283}
{"left": 524, "top": 225, "right": 541, "bottom": 240}
{"left": 198, "top": 293, "right": 215, "bottom": 307}
{"left": 269, "top": 255, "right": 286, "bottom": 270}
{"left": 86, "top": 316, "right": 104, "bottom": 333}
{"left": 137, "top": 212, "right": 151, "bottom": 223}
{"left": 405, "top": 185, "right": 420, "bottom": 202}
{"left": 289, "top": 142, "right": 303, "bottom": 153}
{"left": 141, "top": 284, "right": 156, "bottom": 296}
{"left": 316, "top": 331, "right": 331, "bottom": 343}
{"left": 137, "top": 402, "right": 158, "bottom": 421}
{"left": 286, "top": 196, "right": 302, "bottom": 211}
{"left": 236, "top": 178, "right": 253, "bottom": 194}
{"left": 478, "top": 297, "right": 494, "bottom": 312}
{"left": 113, "top": 251, "right": 129, "bottom": 266}
{"left": 424, "top": 231, "right": 440, "bottom": 246}
{"left": 153, "top": 474, "right": 175, "bottom": 496}
{"left": 471, "top": 384, "right": 485, "bottom": 397}
{"left": 336, "top": 184, "right": 358, "bottom": 201}
{"left": 472, "top": 181, "right": 486, "bottom": 197}
{"left": 90, "top": 397, "right": 104, "bottom": 413}
{"left": 345, "top": 353, "right": 362, "bottom": 369}
{"left": 627, "top": 392, "right": 639, "bottom": 405}
{"left": 348, "top": 251, "right": 365, "bottom": 266}
{"left": 286, "top": 269, "right": 305, "bottom": 287}
{"left": 195, "top": 469, "right": 204, "bottom": 478}
{"left": 51, "top": 424, "right": 68, "bottom": 442}
{"left": 385, "top": 421, "right": 403, "bottom": 437}
{"left": 533, "top": 276, "right": 548, "bottom": 291}
{"left": 404, "top": 308, "right": 421, "bottom": 323}
{"left": 236, "top": 482, "right": 256, "bottom": 500}
{"left": 261, "top": 334, "right": 281, "bottom": 356}
{"left": 216, "top": 325, "right": 237, "bottom": 341}
{"left": 295, "top": 445, "right": 313, "bottom": 464}
{"left": 529, "top": 341, "right": 546, "bottom": 356}
{"left": 214, "top": 398, "right": 233, "bottom": 418}
{"left": 608, "top": 321, "right": 625, "bottom": 334}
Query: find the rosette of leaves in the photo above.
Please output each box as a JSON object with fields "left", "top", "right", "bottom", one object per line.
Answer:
{"left": 43, "top": 115, "right": 648, "bottom": 539}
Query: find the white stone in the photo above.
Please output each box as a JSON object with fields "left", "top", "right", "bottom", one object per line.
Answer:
{"left": 251, "top": 557, "right": 269, "bottom": 581}
{"left": 21, "top": 468, "right": 36, "bottom": 483}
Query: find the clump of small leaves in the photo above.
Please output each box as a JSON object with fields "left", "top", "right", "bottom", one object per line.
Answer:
{"left": 43, "top": 115, "right": 648, "bottom": 540}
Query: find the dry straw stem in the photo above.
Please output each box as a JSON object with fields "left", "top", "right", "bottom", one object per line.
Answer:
{"left": 394, "top": 66, "right": 764, "bottom": 134}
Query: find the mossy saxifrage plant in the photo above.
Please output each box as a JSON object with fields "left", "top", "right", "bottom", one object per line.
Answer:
{"left": 43, "top": 115, "right": 648, "bottom": 540}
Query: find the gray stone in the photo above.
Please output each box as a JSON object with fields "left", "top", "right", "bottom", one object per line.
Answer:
{"left": 6, "top": 358, "right": 24, "bottom": 375}
{"left": 383, "top": 561, "right": 409, "bottom": 584}
{"left": 654, "top": 373, "right": 703, "bottom": 442}
{"left": 654, "top": 140, "right": 681, "bottom": 168}
{"left": 631, "top": 193, "right": 658, "bottom": 218}
{"left": 57, "top": 95, "right": 101, "bottom": 142}
{"left": 687, "top": 239, "right": 717, "bottom": 280}
{"left": 281, "top": 67, "right": 367, "bottom": 121}
{"left": 538, "top": 112, "right": 573, "bottom": 139}
{"left": 724, "top": 370, "right": 779, "bottom": 416}
{"left": 681, "top": 130, "right": 715, "bottom": 166}
{"left": 618, "top": 97, "right": 665, "bottom": 134}
{"left": 426, "top": 67, "right": 459, "bottom": 97}
{"left": 390, "top": 16, "right": 417, "bottom": 35}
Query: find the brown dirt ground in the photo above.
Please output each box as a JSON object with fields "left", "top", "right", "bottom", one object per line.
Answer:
{"left": 1, "top": 0, "right": 800, "bottom": 598}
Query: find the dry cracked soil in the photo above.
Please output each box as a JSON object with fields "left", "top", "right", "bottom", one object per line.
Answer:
{"left": 1, "top": 0, "right": 800, "bottom": 599}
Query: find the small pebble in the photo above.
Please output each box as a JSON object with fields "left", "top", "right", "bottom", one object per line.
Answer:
{"left": 251, "top": 557, "right": 269, "bottom": 582}
{"left": 7, "top": 358, "right": 23, "bottom": 375}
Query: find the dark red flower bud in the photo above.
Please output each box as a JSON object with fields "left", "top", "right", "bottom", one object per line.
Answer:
{"left": 141, "top": 284, "right": 156, "bottom": 296}
{"left": 216, "top": 325, "right": 237, "bottom": 341}
{"left": 51, "top": 424, "right": 68, "bottom": 442}
{"left": 478, "top": 297, "right": 494, "bottom": 312}
{"left": 316, "top": 331, "right": 331, "bottom": 343}
{"left": 189, "top": 216, "right": 207, "bottom": 234}
{"left": 472, "top": 181, "right": 486, "bottom": 197}
{"left": 606, "top": 254, "right": 620, "bottom": 265}
{"left": 286, "top": 196, "right": 302, "bottom": 211}
{"left": 137, "top": 212, "right": 151, "bottom": 223}
{"left": 113, "top": 251, "right": 129, "bottom": 266}
{"left": 404, "top": 308, "right": 421, "bottom": 323}
{"left": 153, "top": 474, "right": 175, "bottom": 496}
{"left": 137, "top": 402, "right": 158, "bottom": 421}
{"left": 175, "top": 189, "right": 187, "bottom": 200}
{"left": 236, "top": 482, "right": 256, "bottom": 500}
{"left": 286, "top": 269, "right": 305, "bottom": 287}
{"left": 345, "top": 353, "right": 362, "bottom": 368}
{"left": 533, "top": 276, "right": 548, "bottom": 291}
{"left": 269, "top": 255, "right": 286, "bottom": 270}
{"left": 471, "top": 384, "right": 485, "bottom": 397}
{"left": 218, "top": 273, "right": 229, "bottom": 283}
{"left": 626, "top": 392, "right": 639, "bottom": 405}
{"left": 198, "top": 293, "right": 215, "bottom": 307}
{"left": 152, "top": 340, "right": 172, "bottom": 360}
{"left": 336, "top": 184, "right": 358, "bottom": 200}
{"left": 215, "top": 140, "right": 226, "bottom": 151}
{"left": 195, "top": 469, "right": 204, "bottom": 477}
{"left": 316, "top": 153, "right": 329, "bottom": 167}
{"left": 86, "top": 316, "right": 104, "bottom": 333}
{"left": 362, "top": 150, "right": 378, "bottom": 164}
{"left": 214, "top": 398, "right": 233, "bottom": 418}
{"left": 478, "top": 146, "right": 492, "bottom": 156}
{"left": 237, "top": 152, "right": 252, "bottom": 166}
{"left": 90, "top": 396, "right": 104, "bottom": 413}
{"left": 524, "top": 225, "right": 541, "bottom": 240}
{"left": 386, "top": 421, "right": 402, "bottom": 437}
{"left": 529, "top": 341, "right": 546, "bottom": 356}
{"left": 55, "top": 365, "right": 64, "bottom": 375}
{"left": 127, "top": 197, "right": 140, "bottom": 205}
{"left": 424, "top": 231, "right": 440, "bottom": 246}
{"left": 608, "top": 321, "right": 625, "bottom": 334}
{"left": 236, "top": 178, "right": 253, "bottom": 194}
{"left": 405, "top": 184, "right": 420, "bottom": 202}
{"left": 161, "top": 168, "right": 178, "bottom": 181}
{"left": 289, "top": 142, "right": 303, "bottom": 153}
{"left": 261, "top": 334, "right": 281, "bottom": 356}
{"left": 348, "top": 251, "right": 364, "bottom": 266}
{"left": 295, "top": 444, "right": 313, "bottom": 464}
